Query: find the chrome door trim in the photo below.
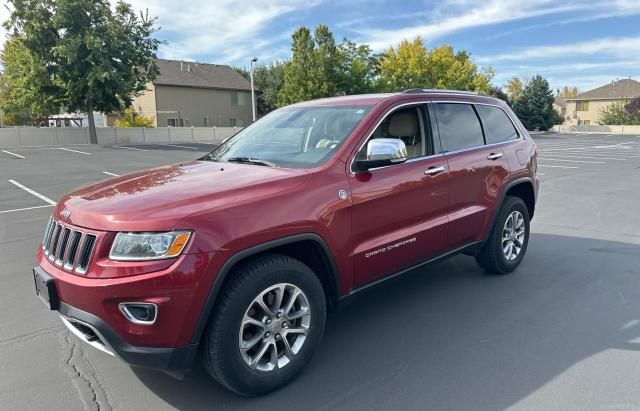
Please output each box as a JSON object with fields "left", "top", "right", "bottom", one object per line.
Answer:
{"left": 348, "top": 98, "right": 522, "bottom": 175}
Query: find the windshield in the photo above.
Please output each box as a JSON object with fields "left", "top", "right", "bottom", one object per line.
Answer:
{"left": 203, "top": 105, "right": 372, "bottom": 169}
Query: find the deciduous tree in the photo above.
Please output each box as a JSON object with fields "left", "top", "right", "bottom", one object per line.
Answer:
{"left": 377, "top": 37, "right": 429, "bottom": 92}
{"left": 557, "top": 86, "right": 579, "bottom": 98}
{"left": 506, "top": 77, "right": 524, "bottom": 102}
{"left": 5, "top": 0, "right": 160, "bottom": 142}
{"left": 279, "top": 25, "right": 344, "bottom": 105}
{"left": 0, "top": 35, "right": 61, "bottom": 125}
{"left": 599, "top": 101, "right": 640, "bottom": 125}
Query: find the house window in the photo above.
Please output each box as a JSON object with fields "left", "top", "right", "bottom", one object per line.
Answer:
{"left": 203, "top": 117, "right": 209, "bottom": 127}
{"left": 578, "top": 120, "right": 591, "bottom": 126}
{"left": 576, "top": 101, "right": 589, "bottom": 111}
{"left": 231, "top": 91, "right": 247, "bottom": 106}
{"left": 230, "top": 118, "right": 237, "bottom": 127}
{"left": 64, "top": 119, "right": 71, "bottom": 127}
{"left": 168, "top": 118, "right": 177, "bottom": 127}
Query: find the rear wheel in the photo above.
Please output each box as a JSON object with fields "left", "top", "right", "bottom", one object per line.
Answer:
{"left": 476, "top": 196, "right": 530, "bottom": 274}
{"left": 202, "top": 253, "right": 326, "bottom": 396}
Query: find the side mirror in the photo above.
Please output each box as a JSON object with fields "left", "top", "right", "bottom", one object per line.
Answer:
{"left": 354, "top": 138, "right": 407, "bottom": 171}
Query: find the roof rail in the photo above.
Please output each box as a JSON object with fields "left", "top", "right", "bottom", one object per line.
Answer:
{"left": 402, "top": 88, "right": 479, "bottom": 96}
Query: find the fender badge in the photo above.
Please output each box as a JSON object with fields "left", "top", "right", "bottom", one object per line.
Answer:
{"left": 338, "top": 190, "right": 348, "bottom": 201}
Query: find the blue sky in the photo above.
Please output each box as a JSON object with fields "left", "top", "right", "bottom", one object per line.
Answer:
{"left": 3, "top": 0, "right": 640, "bottom": 93}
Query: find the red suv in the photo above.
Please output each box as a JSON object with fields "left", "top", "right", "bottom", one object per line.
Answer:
{"left": 34, "top": 90, "right": 538, "bottom": 396}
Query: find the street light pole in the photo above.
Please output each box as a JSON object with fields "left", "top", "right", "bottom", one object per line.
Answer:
{"left": 250, "top": 57, "right": 258, "bottom": 122}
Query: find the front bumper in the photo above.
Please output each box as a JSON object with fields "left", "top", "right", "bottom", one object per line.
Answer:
{"left": 58, "top": 301, "right": 198, "bottom": 371}
{"left": 34, "top": 247, "right": 224, "bottom": 371}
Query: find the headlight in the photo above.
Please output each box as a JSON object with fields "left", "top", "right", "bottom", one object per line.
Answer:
{"left": 109, "top": 231, "right": 192, "bottom": 261}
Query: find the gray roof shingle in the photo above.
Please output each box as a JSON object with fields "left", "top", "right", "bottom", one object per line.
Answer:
{"left": 567, "top": 79, "right": 640, "bottom": 101}
{"left": 152, "top": 59, "right": 252, "bottom": 91}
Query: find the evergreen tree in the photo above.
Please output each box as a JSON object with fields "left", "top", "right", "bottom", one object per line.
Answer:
{"left": 513, "top": 75, "right": 555, "bottom": 131}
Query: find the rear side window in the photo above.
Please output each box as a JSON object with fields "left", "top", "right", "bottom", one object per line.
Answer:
{"left": 476, "top": 105, "right": 519, "bottom": 144}
{"left": 434, "top": 103, "right": 484, "bottom": 152}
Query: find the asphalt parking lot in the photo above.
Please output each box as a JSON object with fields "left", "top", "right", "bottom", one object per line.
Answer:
{"left": 2, "top": 133, "right": 640, "bottom": 410}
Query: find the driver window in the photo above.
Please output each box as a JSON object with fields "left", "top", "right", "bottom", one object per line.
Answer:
{"left": 357, "top": 106, "right": 426, "bottom": 161}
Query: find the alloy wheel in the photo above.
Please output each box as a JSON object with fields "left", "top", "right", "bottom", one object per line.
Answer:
{"left": 502, "top": 210, "right": 526, "bottom": 261}
{"left": 238, "top": 283, "right": 311, "bottom": 372}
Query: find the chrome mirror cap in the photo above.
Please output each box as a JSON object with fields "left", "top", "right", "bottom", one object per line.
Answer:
{"left": 366, "top": 138, "right": 408, "bottom": 162}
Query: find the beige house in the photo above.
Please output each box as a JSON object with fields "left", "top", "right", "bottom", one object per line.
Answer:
{"left": 132, "top": 59, "right": 253, "bottom": 127}
{"left": 563, "top": 79, "right": 640, "bottom": 126}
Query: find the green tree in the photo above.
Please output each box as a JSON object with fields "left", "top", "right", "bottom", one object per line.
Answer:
{"left": 599, "top": 102, "right": 640, "bottom": 125}
{"left": 377, "top": 37, "right": 493, "bottom": 93}
{"left": 235, "top": 61, "right": 286, "bottom": 115}
{"left": 513, "top": 75, "right": 555, "bottom": 131}
{"left": 5, "top": 0, "right": 160, "bottom": 143}
{"left": 279, "top": 25, "right": 344, "bottom": 105}
{"left": 425, "top": 45, "right": 493, "bottom": 93}
{"left": 114, "top": 108, "right": 155, "bottom": 127}
{"left": 377, "top": 37, "right": 429, "bottom": 92}
{"left": 0, "top": 36, "right": 62, "bottom": 125}
{"left": 506, "top": 77, "right": 523, "bottom": 102}
{"left": 338, "top": 40, "right": 378, "bottom": 95}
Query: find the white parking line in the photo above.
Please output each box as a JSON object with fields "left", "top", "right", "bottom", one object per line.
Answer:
{"left": 58, "top": 147, "right": 91, "bottom": 155}
{"left": 0, "top": 204, "right": 53, "bottom": 214}
{"left": 538, "top": 164, "right": 578, "bottom": 169}
{"left": 8, "top": 180, "right": 56, "bottom": 205}
{"left": 1, "top": 150, "right": 26, "bottom": 159}
{"left": 539, "top": 154, "right": 627, "bottom": 161}
{"left": 165, "top": 144, "right": 198, "bottom": 150}
{"left": 112, "top": 146, "right": 148, "bottom": 152}
{"left": 539, "top": 158, "right": 606, "bottom": 164}
{"left": 101, "top": 171, "right": 120, "bottom": 177}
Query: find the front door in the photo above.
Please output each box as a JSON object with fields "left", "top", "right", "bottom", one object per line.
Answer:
{"left": 348, "top": 105, "right": 450, "bottom": 288}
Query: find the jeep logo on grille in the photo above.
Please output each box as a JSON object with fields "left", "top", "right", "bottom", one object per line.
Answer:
{"left": 60, "top": 209, "right": 71, "bottom": 219}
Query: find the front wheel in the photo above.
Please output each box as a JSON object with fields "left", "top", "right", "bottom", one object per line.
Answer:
{"left": 202, "top": 253, "right": 326, "bottom": 396}
{"left": 476, "top": 196, "right": 530, "bottom": 274}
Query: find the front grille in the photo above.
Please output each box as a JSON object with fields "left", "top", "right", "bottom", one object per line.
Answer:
{"left": 42, "top": 217, "right": 97, "bottom": 275}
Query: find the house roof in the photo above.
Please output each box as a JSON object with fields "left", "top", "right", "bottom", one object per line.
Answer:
{"left": 152, "top": 59, "right": 252, "bottom": 91}
{"left": 554, "top": 97, "right": 566, "bottom": 108}
{"left": 567, "top": 79, "right": 640, "bottom": 101}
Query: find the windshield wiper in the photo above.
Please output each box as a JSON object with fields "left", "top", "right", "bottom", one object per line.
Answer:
{"left": 226, "top": 157, "right": 277, "bottom": 167}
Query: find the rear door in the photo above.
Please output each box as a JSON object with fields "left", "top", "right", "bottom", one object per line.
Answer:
{"left": 348, "top": 104, "right": 450, "bottom": 288}
{"left": 433, "top": 102, "right": 511, "bottom": 249}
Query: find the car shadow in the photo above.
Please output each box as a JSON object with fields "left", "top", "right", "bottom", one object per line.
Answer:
{"left": 132, "top": 233, "right": 640, "bottom": 410}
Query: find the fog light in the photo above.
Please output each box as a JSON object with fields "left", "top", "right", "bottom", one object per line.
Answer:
{"left": 118, "top": 302, "right": 157, "bottom": 325}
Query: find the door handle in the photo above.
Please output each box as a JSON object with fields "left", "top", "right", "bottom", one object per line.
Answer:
{"left": 487, "top": 152, "right": 504, "bottom": 160}
{"left": 425, "top": 166, "right": 446, "bottom": 176}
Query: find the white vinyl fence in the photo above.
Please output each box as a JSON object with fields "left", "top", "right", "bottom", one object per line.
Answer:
{"left": 552, "top": 125, "right": 640, "bottom": 134}
{"left": 0, "top": 126, "right": 242, "bottom": 148}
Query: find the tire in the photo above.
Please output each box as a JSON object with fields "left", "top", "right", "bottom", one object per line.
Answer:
{"left": 475, "top": 196, "right": 530, "bottom": 274}
{"left": 202, "top": 253, "right": 326, "bottom": 396}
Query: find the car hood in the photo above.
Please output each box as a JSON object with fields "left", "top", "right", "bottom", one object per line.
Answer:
{"left": 55, "top": 160, "right": 310, "bottom": 231}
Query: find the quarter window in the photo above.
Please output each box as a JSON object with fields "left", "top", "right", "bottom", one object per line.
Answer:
{"left": 476, "top": 105, "right": 519, "bottom": 144}
{"left": 434, "top": 103, "right": 484, "bottom": 151}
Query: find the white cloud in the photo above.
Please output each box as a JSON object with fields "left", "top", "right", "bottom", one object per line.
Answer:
{"left": 352, "top": 0, "right": 584, "bottom": 51}
{"left": 350, "top": 0, "right": 640, "bottom": 52}
{"left": 479, "top": 36, "right": 640, "bottom": 62}
{"left": 125, "top": 0, "right": 319, "bottom": 64}
{"left": 0, "top": 0, "right": 316, "bottom": 65}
